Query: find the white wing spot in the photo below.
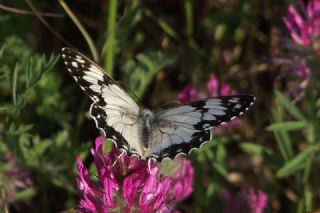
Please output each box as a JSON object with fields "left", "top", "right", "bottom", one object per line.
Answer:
{"left": 71, "top": 61, "right": 78, "bottom": 68}
{"left": 231, "top": 116, "right": 236, "bottom": 120}
{"left": 203, "top": 114, "right": 216, "bottom": 120}
{"left": 221, "top": 122, "right": 226, "bottom": 125}
{"left": 75, "top": 56, "right": 85, "bottom": 64}
{"left": 234, "top": 104, "right": 241, "bottom": 109}
{"left": 239, "top": 112, "right": 244, "bottom": 115}
{"left": 229, "top": 98, "right": 240, "bottom": 103}
{"left": 208, "top": 109, "right": 226, "bottom": 115}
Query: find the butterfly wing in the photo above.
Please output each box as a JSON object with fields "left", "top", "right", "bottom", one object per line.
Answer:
{"left": 61, "top": 48, "right": 141, "bottom": 152}
{"left": 149, "top": 95, "right": 255, "bottom": 161}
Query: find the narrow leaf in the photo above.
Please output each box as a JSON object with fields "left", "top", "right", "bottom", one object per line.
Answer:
{"left": 240, "top": 142, "right": 283, "bottom": 166}
{"left": 212, "top": 162, "right": 227, "bottom": 176}
{"left": 12, "top": 63, "right": 19, "bottom": 105}
{"left": 267, "top": 121, "right": 306, "bottom": 131}
{"left": 276, "top": 145, "right": 319, "bottom": 178}
{"left": 275, "top": 90, "right": 305, "bottom": 121}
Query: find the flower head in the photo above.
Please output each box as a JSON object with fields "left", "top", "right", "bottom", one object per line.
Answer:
{"left": 207, "top": 74, "right": 235, "bottom": 97}
{"left": 0, "top": 153, "right": 33, "bottom": 209}
{"left": 178, "top": 85, "right": 198, "bottom": 104}
{"left": 276, "top": 0, "right": 320, "bottom": 101}
{"left": 76, "top": 136, "right": 194, "bottom": 213}
{"left": 283, "top": 0, "right": 320, "bottom": 52}
{"left": 160, "top": 157, "right": 194, "bottom": 204}
{"left": 224, "top": 187, "right": 268, "bottom": 213}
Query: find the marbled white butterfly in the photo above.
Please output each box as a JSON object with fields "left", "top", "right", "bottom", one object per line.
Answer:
{"left": 62, "top": 48, "right": 255, "bottom": 162}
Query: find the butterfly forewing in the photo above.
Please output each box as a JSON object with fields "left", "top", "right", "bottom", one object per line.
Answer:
{"left": 61, "top": 48, "right": 141, "bottom": 152}
{"left": 148, "top": 95, "right": 255, "bottom": 161}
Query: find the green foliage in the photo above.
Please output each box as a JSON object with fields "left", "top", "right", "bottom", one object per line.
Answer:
{"left": 265, "top": 89, "right": 320, "bottom": 212}
{"left": 123, "top": 51, "right": 176, "bottom": 98}
{"left": 0, "top": 37, "right": 89, "bottom": 211}
{"left": 1, "top": 1, "right": 320, "bottom": 212}
{"left": 276, "top": 144, "right": 319, "bottom": 178}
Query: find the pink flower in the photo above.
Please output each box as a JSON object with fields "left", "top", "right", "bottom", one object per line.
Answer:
{"left": 282, "top": 0, "right": 320, "bottom": 77}
{"left": 178, "top": 85, "right": 198, "bottom": 104}
{"left": 76, "top": 136, "right": 194, "bottom": 212}
{"left": 276, "top": 0, "right": 320, "bottom": 101}
{"left": 224, "top": 187, "right": 268, "bottom": 213}
{"left": 283, "top": 0, "right": 320, "bottom": 52}
{"left": 0, "top": 153, "right": 33, "bottom": 209}
{"left": 170, "top": 158, "right": 194, "bottom": 202}
{"left": 207, "top": 74, "right": 235, "bottom": 97}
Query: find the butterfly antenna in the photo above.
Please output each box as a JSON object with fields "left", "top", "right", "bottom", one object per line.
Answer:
{"left": 154, "top": 100, "right": 181, "bottom": 111}
{"left": 112, "top": 149, "right": 126, "bottom": 167}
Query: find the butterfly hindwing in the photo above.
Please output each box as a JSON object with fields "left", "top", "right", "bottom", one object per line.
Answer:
{"left": 149, "top": 95, "right": 255, "bottom": 161}
{"left": 62, "top": 48, "right": 141, "bottom": 152}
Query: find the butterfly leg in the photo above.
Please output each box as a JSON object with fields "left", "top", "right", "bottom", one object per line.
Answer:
{"left": 147, "top": 158, "right": 156, "bottom": 174}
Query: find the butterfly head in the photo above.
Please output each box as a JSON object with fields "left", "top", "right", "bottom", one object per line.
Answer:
{"left": 141, "top": 109, "right": 154, "bottom": 129}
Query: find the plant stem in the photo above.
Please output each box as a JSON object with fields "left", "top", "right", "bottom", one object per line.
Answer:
{"left": 104, "top": 0, "right": 117, "bottom": 77}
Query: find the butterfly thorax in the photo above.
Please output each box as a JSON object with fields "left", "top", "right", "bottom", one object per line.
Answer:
{"left": 140, "top": 109, "right": 154, "bottom": 150}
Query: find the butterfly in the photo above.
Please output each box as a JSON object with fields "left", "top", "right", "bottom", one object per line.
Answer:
{"left": 62, "top": 47, "right": 255, "bottom": 162}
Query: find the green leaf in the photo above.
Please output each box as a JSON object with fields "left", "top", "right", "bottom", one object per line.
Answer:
{"left": 212, "top": 161, "right": 228, "bottom": 176}
{"left": 304, "top": 189, "right": 313, "bottom": 212}
{"left": 11, "top": 63, "right": 19, "bottom": 106}
{"left": 240, "top": 142, "right": 282, "bottom": 166}
{"left": 0, "top": 45, "right": 5, "bottom": 58}
{"left": 271, "top": 108, "right": 294, "bottom": 162}
{"left": 240, "top": 142, "right": 270, "bottom": 154}
{"left": 184, "top": 0, "right": 194, "bottom": 36}
{"left": 206, "top": 183, "right": 217, "bottom": 199}
{"left": 115, "top": 5, "right": 141, "bottom": 52}
{"left": 123, "top": 51, "right": 176, "bottom": 98}
{"left": 276, "top": 145, "right": 319, "bottom": 178}
{"left": 144, "top": 8, "right": 180, "bottom": 40}
{"left": 275, "top": 90, "right": 305, "bottom": 121}
{"left": 15, "top": 188, "right": 36, "bottom": 201}
{"left": 104, "top": 0, "right": 118, "bottom": 76}
{"left": 216, "top": 144, "right": 226, "bottom": 163}
{"left": 267, "top": 121, "right": 306, "bottom": 131}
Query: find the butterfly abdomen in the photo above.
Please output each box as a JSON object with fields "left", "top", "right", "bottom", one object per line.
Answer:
{"left": 140, "top": 109, "right": 155, "bottom": 150}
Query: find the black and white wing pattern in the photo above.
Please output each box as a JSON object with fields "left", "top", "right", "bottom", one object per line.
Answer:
{"left": 148, "top": 95, "right": 255, "bottom": 161}
{"left": 61, "top": 48, "right": 141, "bottom": 153}
{"left": 62, "top": 47, "right": 255, "bottom": 162}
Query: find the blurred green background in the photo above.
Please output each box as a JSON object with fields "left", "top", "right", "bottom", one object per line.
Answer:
{"left": 1, "top": 0, "right": 320, "bottom": 212}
